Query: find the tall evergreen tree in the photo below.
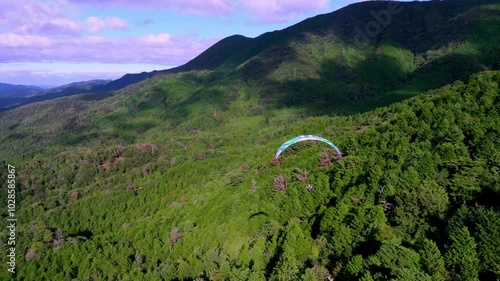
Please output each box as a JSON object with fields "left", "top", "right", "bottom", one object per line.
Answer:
{"left": 418, "top": 239, "right": 446, "bottom": 281}
{"left": 444, "top": 226, "right": 480, "bottom": 281}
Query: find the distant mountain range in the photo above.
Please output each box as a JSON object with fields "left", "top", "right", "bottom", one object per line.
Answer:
{"left": 0, "top": 83, "right": 43, "bottom": 98}
{"left": 0, "top": 70, "right": 172, "bottom": 110}
{"left": 0, "top": 79, "right": 111, "bottom": 110}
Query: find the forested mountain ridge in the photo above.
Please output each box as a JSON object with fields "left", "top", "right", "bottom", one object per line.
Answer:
{"left": 172, "top": 0, "right": 500, "bottom": 98}
{"left": 0, "top": 0, "right": 499, "bottom": 280}
{"left": 1, "top": 0, "right": 498, "bottom": 113}
{"left": 1, "top": 0, "right": 499, "bottom": 159}
{"left": 1, "top": 70, "right": 498, "bottom": 280}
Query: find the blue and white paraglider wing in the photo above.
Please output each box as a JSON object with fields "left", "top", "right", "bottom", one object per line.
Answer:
{"left": 275, "top": 135, "right": 341, "bottom": 159}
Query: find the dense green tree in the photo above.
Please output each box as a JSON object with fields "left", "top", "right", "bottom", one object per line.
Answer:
{"left": 444, "top": 226, "right": 480, "bottom": 281}
{"left": 392, "top": 267, "right": 433, "bottom": 281}
{"left": 393, "top": 180, "right": 449, "bottom": 241}
{"left": 418, "top": 239, "right": 446, "bottom": 281}
{"left": 474, "top": 208, "right": 500, "bottom": 275}
{"left": 345, "top": 255, "right": 364, "bottom": 278}
{"left": 271, "top": 251, "right": 300, "bottom": 281}
{"left": 368, "top": 240, "right": 421, "bottom": 278}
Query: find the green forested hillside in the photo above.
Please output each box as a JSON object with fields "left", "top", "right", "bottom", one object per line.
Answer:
{"left": 0, "top": 0, "right": 499, "bottom": 280}
{"left": 1, "top": 71, "right": 499, "bottom": 280}
{"left": 1, "top": 0, "right": 499, "bottom": 159}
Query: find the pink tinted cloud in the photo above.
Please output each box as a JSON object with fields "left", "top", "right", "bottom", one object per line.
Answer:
{"left": 1, "top": 0, "right": 82, "bottom": 35}
{"left": 242, "top": 0, "right": 330, "bottom": 23}
{"left": 0, "top": 32, "right": 219, "bottom": 66}
{"left": 143, "top": 33, "right": 172, "bottom": 44}
{"left": 68, "top": 0, "right": 239, "bottom": 16}
{"left": 86, "top": 16, "right": 129, "bottom": 33}
{"left": 0, "top": 34, "right": 54, "bottom": 48}
{"left": 0, "top": 0, "right": 202, "bottom": 65}
{"left": 68, "top": 0, "right": 329, "bottom": 23}
{"left": 16, "top": 18, "right": 84, "bottom": 35}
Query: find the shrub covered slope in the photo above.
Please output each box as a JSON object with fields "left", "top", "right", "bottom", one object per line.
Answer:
{"left": 1, "top": 71, "right": 499, "bottom": 280}
{"left": 0, "top": 0, "right": 499, "bottom": 280}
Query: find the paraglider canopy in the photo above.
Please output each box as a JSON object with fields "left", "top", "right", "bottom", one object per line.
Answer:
{"left": 275, "top": 135, "right": 341, "bottom": 159}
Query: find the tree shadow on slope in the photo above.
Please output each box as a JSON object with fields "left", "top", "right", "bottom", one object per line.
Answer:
{"left": 405, "top": 53, "right": 484, "bottom": 92}
{"left": 261, "top": 51, "right": 410, "bottom": 116}
{"left": 259, "top": 49, "right": 490, "bottom": 116}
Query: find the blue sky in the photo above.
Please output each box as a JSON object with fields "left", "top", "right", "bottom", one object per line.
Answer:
{"left": 0, "top": 0, "right": 398, "bottom": 86}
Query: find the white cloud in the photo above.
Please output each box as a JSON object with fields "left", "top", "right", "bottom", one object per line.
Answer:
{"left": 86, "top": 16, "right": 129, "bottom": 33}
